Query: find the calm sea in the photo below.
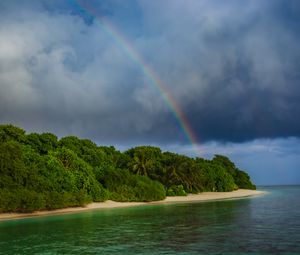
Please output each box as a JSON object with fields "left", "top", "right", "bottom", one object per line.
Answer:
{"left": 0, "top": 186, "right": 299, "bottom": 254}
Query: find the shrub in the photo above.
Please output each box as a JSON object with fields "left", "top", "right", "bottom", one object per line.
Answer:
{"left": 167, "top": 185, "right": 187, "bottom": 196}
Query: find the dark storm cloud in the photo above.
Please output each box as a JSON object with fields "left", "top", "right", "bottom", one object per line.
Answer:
{"left": 0, "top": 0, "right": 300, "bottom": 144}
{"left": 137, "top": 0, "right": 300, "bottom": 142}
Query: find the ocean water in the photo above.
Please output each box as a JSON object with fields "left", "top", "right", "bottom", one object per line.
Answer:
{"left": 0, "top": 186, "right": 299, "bottom": 254}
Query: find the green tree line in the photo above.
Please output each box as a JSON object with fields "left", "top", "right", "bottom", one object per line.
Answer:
{"left": 0, "top": 124, "right": 256, "bottom": 213}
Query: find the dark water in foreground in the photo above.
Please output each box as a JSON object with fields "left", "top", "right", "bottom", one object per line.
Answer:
{"left": 0, "top": 186, "right": 300, "bottom": 254}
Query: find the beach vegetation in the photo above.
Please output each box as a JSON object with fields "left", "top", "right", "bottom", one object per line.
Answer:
{"left": 0, "top": 124, "right": 256, "bottom": 213}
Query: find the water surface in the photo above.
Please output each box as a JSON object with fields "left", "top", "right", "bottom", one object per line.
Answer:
{"left": 0, "top": 186, "right": 299, "bottom": 254}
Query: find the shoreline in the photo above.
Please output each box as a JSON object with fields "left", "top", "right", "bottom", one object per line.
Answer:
{"left": 0, "top": 189, "right": 266, "bottom": 221}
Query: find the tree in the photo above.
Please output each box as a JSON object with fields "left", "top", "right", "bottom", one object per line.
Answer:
{"left": 213, "top": 154, "right": 256, "bottom": 190}
{"left": 0, "top": 124, "right": 256, "bottom": 212}
{"left": 235, "top": 170, "right": 256, "bottom": 190}
{"left": 0, "top": 124, "right": 26, "bottom": 143}
{"left": 126, "top": 146, "right": 162, "bottom": 177}
{"left": 25, "top": 133, "right": 58, "bottom": 154}
{"left": 0, "top": 141, "right": 27, "bottom": 189}
{"left": 212, "top": 155, "right": 236, "bottom": 176}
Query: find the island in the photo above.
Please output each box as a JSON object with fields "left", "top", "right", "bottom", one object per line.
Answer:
{"left": 0, "top": 124, "right": 258, "bottom": 218}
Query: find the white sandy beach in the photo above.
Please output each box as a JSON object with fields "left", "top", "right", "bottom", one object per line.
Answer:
{"left": 0, "top": 189, "right": 266, "bottom": 221}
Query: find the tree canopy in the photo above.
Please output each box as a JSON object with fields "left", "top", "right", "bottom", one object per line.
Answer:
{"left": 0, "top": 124, "right": 256, "bottom": 213}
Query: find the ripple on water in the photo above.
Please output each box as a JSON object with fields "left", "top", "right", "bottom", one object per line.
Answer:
{"left": 0, "top": 186, "right": 300, "bottom": 254}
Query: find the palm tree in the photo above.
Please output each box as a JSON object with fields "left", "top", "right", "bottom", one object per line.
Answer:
{"left": 130, "top": 153, "right": 153, "bottom": 176}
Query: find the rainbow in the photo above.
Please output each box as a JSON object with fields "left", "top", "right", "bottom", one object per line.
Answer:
{"left": 73, "top": 0, "right": 199, "bottom": 153}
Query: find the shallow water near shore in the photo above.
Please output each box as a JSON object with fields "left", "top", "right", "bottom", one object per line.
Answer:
{"left": 0, "top": 186, "right": 299, "bottom": 254}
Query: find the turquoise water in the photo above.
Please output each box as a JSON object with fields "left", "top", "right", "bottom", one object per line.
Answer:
{"left": 0, "top": 186, "right": 299, "bottom": 254}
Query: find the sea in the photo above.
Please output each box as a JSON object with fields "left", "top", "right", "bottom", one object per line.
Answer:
{"left": 0, "top": 186, "right": 299, "bottom": 254}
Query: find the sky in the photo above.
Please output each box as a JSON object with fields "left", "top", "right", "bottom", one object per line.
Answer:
{"left": 0, "top": 0, "right": 299, "bottom": 185}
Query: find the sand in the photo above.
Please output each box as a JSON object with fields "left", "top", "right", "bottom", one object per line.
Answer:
{"left": 0, "top": 189, "right": 266, "bottom": 221}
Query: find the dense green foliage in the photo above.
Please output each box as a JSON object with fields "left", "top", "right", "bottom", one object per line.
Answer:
{"left": 98, "top": 168, "right": 165, "bottom": 202}
{"left": 0, "top": 124, "right": 256, "bottom": 213}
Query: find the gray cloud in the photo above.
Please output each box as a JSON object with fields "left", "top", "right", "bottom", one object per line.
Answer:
{"left": 137, "top": 0, "right": 300, "bottom": 142}
{"left": 0, "top": 0, "right": 300, "bottom": 145}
